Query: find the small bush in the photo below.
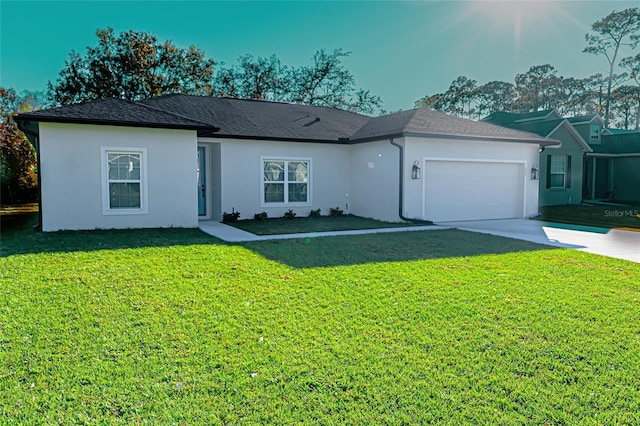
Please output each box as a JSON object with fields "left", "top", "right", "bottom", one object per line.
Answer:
{"left": 283, "top": 209, "right": 297, "bottom": 220}
{"left": 329, "top": 207, "right": 344, "bottom": 217}
{"left": 254, "top": 211, "right": 268, "bottom": 221}
{"left": 222, "top": 209, "right": 240, "bottom": 223}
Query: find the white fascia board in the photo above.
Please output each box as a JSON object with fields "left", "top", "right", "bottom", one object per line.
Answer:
{"left": 547, "top": 120, "right": 593, "bottom": 153}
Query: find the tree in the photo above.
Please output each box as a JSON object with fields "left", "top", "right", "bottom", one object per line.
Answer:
{"left": 289, "top": 49, "right": 354, "bottom": 107}
{"left": 620, "top": 53, "right": 640, "bottom": 129}
{"left": 48, "top": 27, "right": 216, "bottom": 105}
{"left": 443, "top": 76, "right": 477, "bottom": 118}
{"left": 0, "top": 88, "right": 38, "bottom": 204}
{"left": 214, "top": 48, "right": 384, "bottom": 114}
{"left": 214, "top": 54, "right": 290, "bottom": 101}
{"left": 414, "top": 76, "right": 478, "bottom": 118}
{"left": 610, "top": 85, "right": 640, "bottom": 129}
{"left": 347, "top": 89, "right": 384, "bottom": 115}
{"left": 513, "top": 64, "right": 563, "bottom": 112}
{"left": 474, "top": 81, "right": 516, "bottom": 118}
{"left": 415, "top": 93, "right": 447, "bottom": 110}
{"left": 583, "top": 7, "right": 640, "bottom": 127}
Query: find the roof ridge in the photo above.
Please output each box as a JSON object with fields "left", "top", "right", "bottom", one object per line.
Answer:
{"left": 131, "top": 97, "right": 217, "bottom": 127}
{"left": 156, "top": 93, "right": 372, "bottom": 119}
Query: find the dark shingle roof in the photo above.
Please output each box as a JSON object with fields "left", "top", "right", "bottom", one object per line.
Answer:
{"left": 15, "top": 98, "right": 219, "bottom": 134}
{"left": 498, "top": 119, "right": 564, "bottom": 138}
{"left": 605, "top": 127, "right": 637, "bottom": 135}
{"left": 566, "top": 114, "right": 600, "bottom": 124}
{"left": 596, "top": 132, "right": 640, "bottom": 154}
{"left": 16, "top": 95, "right": 558, "bottom": 146}
{"left": 137, "top": 95, "right": 370, "bottom": 142}
{"left": 352, "top": 108, "right": 557, "bottom": 145}
{"left": 482, "top": 110, "right": 556, "bottom": 126}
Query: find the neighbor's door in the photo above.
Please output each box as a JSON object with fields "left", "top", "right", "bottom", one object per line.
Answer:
{"left": 197, "top": 146, "right": 206, "bottom": 216}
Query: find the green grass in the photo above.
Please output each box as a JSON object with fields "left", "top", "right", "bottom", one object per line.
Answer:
{"left": 229, "top": 214, "right": 422, "bottom": 235}
{"left": 540, "top": 204, "right": 640, "bottom": 230}
{"left": 2, "top": 223, "right": 640, "bottom": 424}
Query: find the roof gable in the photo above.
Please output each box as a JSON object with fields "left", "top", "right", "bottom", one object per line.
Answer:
{"left": 566, "top": 114, "right": 603, "bottom": 125}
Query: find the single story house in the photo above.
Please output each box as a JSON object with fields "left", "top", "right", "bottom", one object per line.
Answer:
{"left": 16, "top": 95, "right": 558, "bottom": 232}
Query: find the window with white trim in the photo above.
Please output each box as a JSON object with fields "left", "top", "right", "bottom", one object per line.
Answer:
{"left": 262, "top": 159, "right": 310, "bottom": 204}
{"left": 590, "top": 124, "right": 600, "bottom": 141}
{"left": 101, "top": 147, "right": 148, "bottom": 214}
{"left": 549, "top": 154, "right": 567, "bottom": 188}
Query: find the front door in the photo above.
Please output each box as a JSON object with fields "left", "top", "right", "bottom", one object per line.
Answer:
{"left": 197, "top": 146, "right": 206, "bottom": 216}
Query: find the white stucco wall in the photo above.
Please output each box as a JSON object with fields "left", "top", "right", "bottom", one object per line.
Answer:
{"left": 349, "top": 139, "right": 401, "bottom": 222}
{"left": 200, "top": 138, "right": 351, "bottom": 220}
{"left": 39, "top": 123, "right": 198, "bottom": 231}
{"left": 403, "top": 136, "right": 541, "bottom": 220}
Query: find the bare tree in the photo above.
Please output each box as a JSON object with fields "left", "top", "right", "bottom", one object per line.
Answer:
{"left": 583, "top": 7, "right": 640, "bottom": 127}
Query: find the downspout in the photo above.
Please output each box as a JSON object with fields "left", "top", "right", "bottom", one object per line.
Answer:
{"left": 389, "top": 138, "right": 433, "bottom": 224}
{"left": 16, "top": 121, "right": 42, "bottom": 231}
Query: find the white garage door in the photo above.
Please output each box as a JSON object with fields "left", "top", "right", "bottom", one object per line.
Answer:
{"left": 423, "top": 160, "right": 524, "bottom": 222}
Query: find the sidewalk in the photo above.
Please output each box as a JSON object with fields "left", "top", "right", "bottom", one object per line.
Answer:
{"left": 442, "top": 219, "right": 640, "bottom": 263}
{"left": 198, "top": 221, "right": 448, "bottom": 242}
{"left": 199, "top": 219, "right": 640, "bottom": 263}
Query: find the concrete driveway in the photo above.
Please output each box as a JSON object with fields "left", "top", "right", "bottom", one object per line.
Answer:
{"left": 441, "top": 219, "right": 640, "bottom": 263}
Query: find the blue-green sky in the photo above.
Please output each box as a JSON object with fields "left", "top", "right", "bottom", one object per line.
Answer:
{"left": 0, "top": 1, "right": 637, "bottom": 111}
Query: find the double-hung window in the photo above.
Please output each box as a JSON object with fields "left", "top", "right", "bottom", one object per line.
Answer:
{"left": 262, "top": 159, "right": 310, "bottom": 205}
{"left": 547, "top": 154, "right": 571, "bottom": 189}
{"left": 101, "top": 147, "right": 148, "bottom": 214}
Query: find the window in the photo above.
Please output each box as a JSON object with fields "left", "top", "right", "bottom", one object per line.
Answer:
{"left": 590, "top": 124, "right": 600, "bottom": 141}
{"left": 547, "top": 154, "right": 571, "bottom": 189}
{"left": 262, "top": 159, "right": 310, "bottom": 205}
{"left": 101, "top": 147, "right": 148, "bottom": 214}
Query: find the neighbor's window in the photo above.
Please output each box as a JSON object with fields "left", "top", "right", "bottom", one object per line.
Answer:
{"left": 101, "top": 148, "right": 148, "bottom": 214}
{"left": 590, "top": 124, "right": 600, "bottom": 141}
{"left": 549, "top": 154, "right": 568, "bottom": 189}
{"left": 262, "top": 159, "right": 309, "bottom": 204}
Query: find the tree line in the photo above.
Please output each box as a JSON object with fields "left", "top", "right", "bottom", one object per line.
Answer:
{"left": 47, "top": 27, "right": 383, "bottom": 115}
{"left": 416, "top": 7, "right": 640, "bottom": 129}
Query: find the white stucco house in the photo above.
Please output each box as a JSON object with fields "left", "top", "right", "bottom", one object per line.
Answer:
{"left": 15, "top": 95, "right": 559, "bottom": 232}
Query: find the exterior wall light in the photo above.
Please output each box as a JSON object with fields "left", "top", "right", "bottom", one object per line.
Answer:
{"left": 531, "top": 165, "right": 539, "bottom": 180}
{"left": 412, "top": 161, "right": 421, "bottom": 179}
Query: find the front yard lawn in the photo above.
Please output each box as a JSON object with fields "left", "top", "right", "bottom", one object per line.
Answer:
{"left": 540, "top": 203, "right": 640, "bottom": 230}
{"left": 1, "top": 226, "right": 639, "bottom": 424}
{"left": 228, "top": 214, "right": 423, "bottom": 235}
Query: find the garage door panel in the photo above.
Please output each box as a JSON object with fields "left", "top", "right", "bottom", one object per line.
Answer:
{"left": 424, "top": 161, "right": 523, "bottom": 222}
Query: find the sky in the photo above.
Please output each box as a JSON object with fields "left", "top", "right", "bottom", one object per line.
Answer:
{"left": 0, "top": 0, "right": 638, "bottom": 112}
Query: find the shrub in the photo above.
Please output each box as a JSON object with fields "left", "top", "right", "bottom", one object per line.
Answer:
{"left": 283, "top": 209, "right": 296, "bottom": 220}
{"left": 329, "top": 207, "right": 344, "bottom": 217}
{"left": 254, "top": 211, "right": 268, "bottom": 221}
{"left": 309, "top": 208, "right": 321, "bottom": 217}
{"left": 222, "top": 209, "right": 240, "bottom": 223}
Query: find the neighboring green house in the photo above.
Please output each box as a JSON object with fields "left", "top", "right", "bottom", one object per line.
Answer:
{"left": 482, "top": 110, "right": 592, "bottom": 206}
{"left": 586, "top": 130, "right": 640, "bottom": 202}
{"left": 483, "top": 110, "right": 640, "bottom": 205}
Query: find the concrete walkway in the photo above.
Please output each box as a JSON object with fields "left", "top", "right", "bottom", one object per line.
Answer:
{"left": 198, "top": 220, "right": 448, "bottom": 242}
{"left": 441, "top": 219, "right": 640, "bottom": 264}
{"left": 199, "top": 219, "right": 640, "bottom": 264}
